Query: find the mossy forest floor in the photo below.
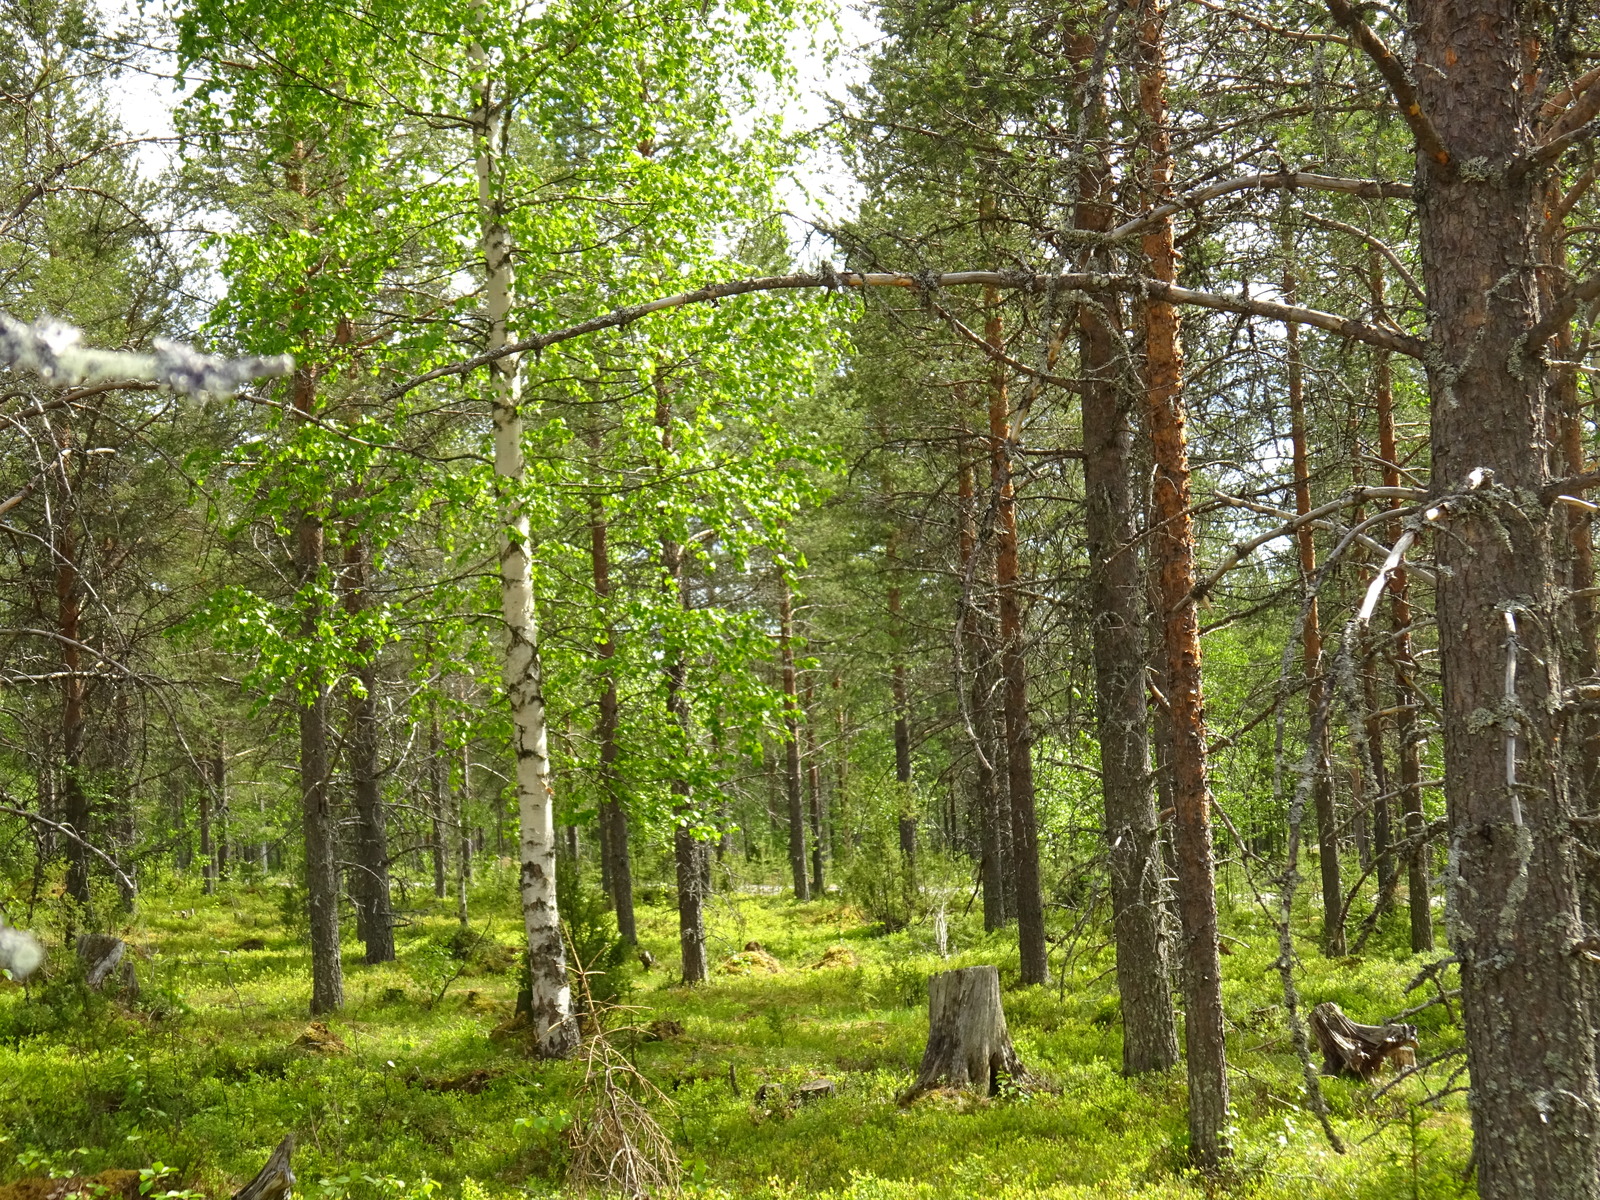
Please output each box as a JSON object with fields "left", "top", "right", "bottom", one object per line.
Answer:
{"left": 0, "top": 868, "right": 1472, "bottom": 1200}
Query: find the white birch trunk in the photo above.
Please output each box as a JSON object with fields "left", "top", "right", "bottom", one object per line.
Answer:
{"left": 473, "top": 47, "right": 576, "bottom": 1058}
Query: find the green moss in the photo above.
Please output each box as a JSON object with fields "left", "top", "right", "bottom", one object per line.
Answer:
{"left": 0, "top": 880, "right": 1471, "bottom": 1200}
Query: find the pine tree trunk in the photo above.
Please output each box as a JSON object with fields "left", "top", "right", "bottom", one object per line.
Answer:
{"left": 1373, "top": 339, "right": 1432, "bottom": 951}
{"left": 456, "top": 742, "right": 471, "bottom": 929}
{"left": 299, "top": 648, "right": 342, "bottom": 1014}
{"left": 56, "top": 494, "right": 91, "bottom": 908}
{"left": 1283, "top": 275, "right": 1345, "bottom": 955}
{"left": 985, "top": 283, "right": 1046, "bottom": 986}
{"left": 834, "top": 686, "right": 849, "bottom": 854}
{"left": 473, "top": 51, "right": 573, "bottom": 1057}
{"left": 1135, "top": 0, "right": 1227, "bottom": 1166}
{"left": 779, "top": 570, "right": 810, "bottom": 901}
{"left": 349, "top": 657, "right": 393, "bottom": 963}
{"left": 199, "top": 757, "right": 216, "bottom": 896}
{"left": 215, "top": 745, "right": 230, "bottom": 886}
{"left": 1075, "top": 72, "right": 1178, "bottom": 1073}
{"left": 805, "top": 678, "right": 825, "bottom": 895}
{"left": 885, "top": 509, "right": 917, "bottom": 867}
{"left": 1362, "top": 642, "right": 1394, "bottom": 895}
{"left": 958, "top": 402, "right": 1008, "bottom": 932}
{"left": 289, "top": 348, "right": 343, "bottom": 1015}
{"left": 429, "top": 713, "right": 447, "bottom": 900}
{"left": 1080, "top": 278, "right": 1178, "bottom": 1076}
{"left": 1410, "top": 4, "right": 1600, "bottom": 1191}
{"left": 657, "top": 393, "right": 709, "bottom": 982}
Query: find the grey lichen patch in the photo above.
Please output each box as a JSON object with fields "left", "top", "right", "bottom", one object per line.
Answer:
{"left": 1469, "top": 707, "right": 1502, "bottom": 733}
{"left": 1458, "top": 156, "right": 1496, "bottom": 182}
{"left": 1493, "top": 823, "right": 1534, "bottom": 950}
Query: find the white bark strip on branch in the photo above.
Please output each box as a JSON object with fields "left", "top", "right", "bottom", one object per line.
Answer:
{"left": 1503, "top": 610, "right": 1522, "bottom": 827}
{"left": 1358, "top": 529, "right": 1418, "bottom": 626}
{"left": 1196, "top": 485, "right": 1426, "bottom": 601}
{"left": 0, "top": 314, "right": 292, "bottom": 394}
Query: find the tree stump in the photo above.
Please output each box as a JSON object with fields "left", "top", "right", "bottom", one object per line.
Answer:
{"left": 77, "top": 934, "right": 123, "bottom": 991}
{"left": 1310, "top": 1001, "right": 1418, "bottom": 1079}
{"left": 232, "top": 1138, "right": 295, "bottom": 1200}
{"left": 900, "top": 966, "right": 1027, "bottom": 1102}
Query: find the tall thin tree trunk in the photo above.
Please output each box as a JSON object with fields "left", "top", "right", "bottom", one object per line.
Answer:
{"left": 1135, "top": 0, "right": 1227, "bottom": 1166}
{"left": 984, "top": 275, "right": 1046, "bottom": 986}
{"left": 1078, "top": 122, "right": 1178, "bottom": 1072}
{"left": 587, "top": 446, "right": 635, "bottom": 943}
{"left": 1373, "top": 334, "right": 1432, "bottom": 951}
{"left": 199, "top": 759, "right": 215, "bottom": 896}
{"left": 56, "top": 488, "right": 90, "bottom": 908}
{"left": 959, "top": 400, "right": 1008, "bottom": 932}
{"left": 779, "top": 569, "right": 810, "bottom": 901}
{"left": 1357, "top": 331, "right": 1394, "bottom": 893}
{"left": 457, "top": 743, "right": 471, "bottom": 929}
{"left": 344, "top": 535, "right": 394, "bottom": 964}
{"left": 297, "top": 541, "right": 340, "bottom": 1007}
{"left": 833, "top": 679, "right": 848, "bottom": 854}
{"left": 806, "top": 677, "right": 825, "bottom": 895}
{"left": 1362, "top": 659, "right": 1393, "bottom": 894}
{"left": 429, "top": 711, "right": 447, "bottom": 900}
{"left": 1408, "top": 3, "right": 1600, "bottom": 1191}
{"left": 473, "top": 48, "right": 573, "bottom": 1056}
{"left": 212, "top": 737, "right": 228, "bottom": 885}
{"left": 657, "top": 390, "right": 709, "bottom": 981}
{"left": 1284, "top": 262, "right": 1345, "bottom": 955}
{"left": 884, "top": 499, "right": 916, "bottom": 866}
{"left": 287, "top": 331, "right": 344, "bottom": 1014}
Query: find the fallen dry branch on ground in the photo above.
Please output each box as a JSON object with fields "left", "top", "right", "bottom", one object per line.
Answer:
{"left": 563, "top": 927, "right": 681, "bottom": 1198}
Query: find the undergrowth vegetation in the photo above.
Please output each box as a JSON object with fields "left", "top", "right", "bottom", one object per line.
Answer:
{"left": 0, "top": 869, "right": 1469, "bottom": 1200}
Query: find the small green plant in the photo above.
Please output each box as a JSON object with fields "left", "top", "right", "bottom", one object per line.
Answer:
{"left": 761, "top": 1009, "right": 791, "bottom": 1045}
{"left": 139, "top": 1162, "right": 205, "bottom": 1200}
{"left": 16, "top": 1145, "right": 85, "bottom": 1179}
{"left": 557, "top": 856, "right": 631, "bottom": 1015}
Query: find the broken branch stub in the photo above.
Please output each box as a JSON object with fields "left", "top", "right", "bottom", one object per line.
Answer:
{"left": 901, "top": 965, "right": 1028, "bottom": 1103}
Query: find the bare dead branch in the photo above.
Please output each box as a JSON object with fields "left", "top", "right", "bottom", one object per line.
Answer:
{"left": 1323, "top": 0, "right": 1450, "bottom": 165}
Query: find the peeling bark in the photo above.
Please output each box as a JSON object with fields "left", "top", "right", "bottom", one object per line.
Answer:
{"left": 1135, "top": 0, "right": 1227, "bottom": 1166}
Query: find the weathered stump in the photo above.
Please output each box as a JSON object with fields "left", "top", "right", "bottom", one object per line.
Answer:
{"left": 233, "top": 1137, "right": 295, "bottom": 1200}
{"left": 1310, "top": 1001, "right": 1417, "bottom": 1079}
{"left": 76, "top": 934, "right": 137, "bottom": 998}
{"left": 900, "top": 966, "right": 1027, "bottom": 1102}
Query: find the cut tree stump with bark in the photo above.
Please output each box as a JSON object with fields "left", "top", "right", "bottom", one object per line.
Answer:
{"left": 900, "top": 966, "right": 1027, "bottom": 1102}
{"left": 1310, "top": 1001, "right": 1417, "bottom": 1079}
